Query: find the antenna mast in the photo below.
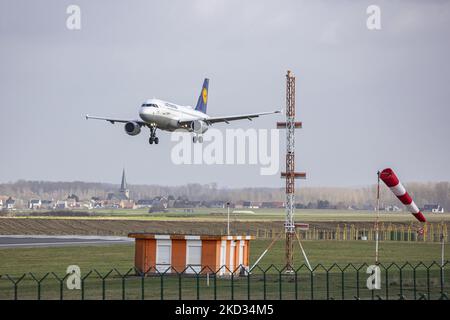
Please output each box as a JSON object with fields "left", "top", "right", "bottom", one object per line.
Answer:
{"left": 277, "top": 70, "right": 306, "bottom": 270}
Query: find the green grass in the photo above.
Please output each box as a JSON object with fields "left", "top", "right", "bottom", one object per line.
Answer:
{"left": 8, "top": 208, "right": 450, "bottom": 223}
{"left": 0, "top": 240, "right": 447, "bottom": 276}
{"left": 0, "top": 240, "right": 448, "bottom": 300}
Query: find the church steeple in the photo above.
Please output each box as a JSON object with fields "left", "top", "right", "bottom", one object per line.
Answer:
{"left": 120, "top": 168, "right": 127, "bottom": 191}
{"left": 119, "top": 168, "right": 130, "bottom": 199}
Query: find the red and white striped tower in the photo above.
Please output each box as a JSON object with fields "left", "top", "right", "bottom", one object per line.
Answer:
{"left": 277, "top": 71, "right": 306, "bottom": 270}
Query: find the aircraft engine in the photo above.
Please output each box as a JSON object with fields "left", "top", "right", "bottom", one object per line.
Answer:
{"left": 124, "top": 122, "right": 141, "bottom": 136}
{"left": 190, "top": 120, "right": 208, "bottom": 133}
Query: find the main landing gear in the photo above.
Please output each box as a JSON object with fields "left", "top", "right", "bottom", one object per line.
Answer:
{"left": 192, "top": 134, "right": 203, "bottom": 143}
{"left": 149, "top": 126, "right": 159, "bottom": 145}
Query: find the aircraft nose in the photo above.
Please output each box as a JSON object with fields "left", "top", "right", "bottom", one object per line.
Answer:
{"left": 139, "top": 107, "right": 153, "bottom": 121}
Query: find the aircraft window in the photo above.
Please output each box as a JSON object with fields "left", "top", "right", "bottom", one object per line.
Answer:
{"left": 141, "top": 104, "right": 158, "bottom": 108}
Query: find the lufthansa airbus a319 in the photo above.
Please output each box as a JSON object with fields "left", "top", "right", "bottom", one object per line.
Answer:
{"left": 86, "top": 78, "right": 280, "bottom": 145}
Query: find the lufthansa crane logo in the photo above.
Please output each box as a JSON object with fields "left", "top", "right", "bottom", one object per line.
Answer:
{"left": 202, "top": 88, "right": 208, "bottom": 104}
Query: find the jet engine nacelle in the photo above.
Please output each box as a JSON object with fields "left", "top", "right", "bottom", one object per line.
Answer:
{"left": 190, "top": 120, "right": 208, "bottom": 133}
{"left": 124, "top": 122, "right": 141, "bottom": 136}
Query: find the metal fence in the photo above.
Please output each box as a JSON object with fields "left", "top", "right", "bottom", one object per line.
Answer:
{"left": 0, "top": 261, "right": 449, "bottom": 300}
{"left": 256, "top": 222, "right": 449, "bottom": 242}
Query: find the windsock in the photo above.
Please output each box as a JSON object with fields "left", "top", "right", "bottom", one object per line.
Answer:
{"left": 379, "top": 168, "right": 426, "bottom": 223}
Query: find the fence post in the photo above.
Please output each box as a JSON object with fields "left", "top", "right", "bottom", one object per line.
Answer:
{"left": 247, "top": 271, "right": 251, "bottom": 300}
{"left": 263, "top": 271, "right": 266, "bottom": 300}
{"left": 355, "top": 269, "right": 360, "bottom": 299}
{"left": 278, "top": 269, "right": 283, "bottom": 300}
{"left": 196, "top": 272, "right": 200, "bottom": 300}
{"left": 231, "top": 272, "right": 234, "bottom": 300}
{"left": 294, "top": 270, "right": 298, "bottom": 300}
{"left": 51, "top": 272, "right": 67, "bottom": 301}
{"left": 141, "top": 274, "right": 145, "bottom": 301}
{"left": 5, "top": 274, "right": 26, "bottom": 300}
{"left": 399, "top": 265, "right": 404, "bottom": 299}
{"left": 29, "top": 273, "right": 49, "bottom": 300}
{"left": 94, "top": 269, "right": 113, "bottom": 301}
{"left": 178, "top": 272, "right": 182, "bottom": 300}
{"left": 214, "top": 270, "right": 217, "bottom": 300}
{"left": 385, "top": 268, "right": 389, "bottom": 300}
{"left": 81, "top": 278, "right": 85, "bottom": 300}
{"left": 413, "top": 266, "right": 417, "bottom": 300}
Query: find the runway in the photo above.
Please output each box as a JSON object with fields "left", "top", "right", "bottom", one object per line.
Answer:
{"left": 0, "top": 235, "right": 133, "bottom": 248}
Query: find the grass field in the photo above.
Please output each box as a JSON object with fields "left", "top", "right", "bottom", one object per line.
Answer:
{"left": 1, "top": 209, "right": 449, "bottom": 299}
{"left": 1, "top": 240, "right": 448, "bottom": 300}
{"left": 9, "top": 208, "right": 450, "bottom": 222}
{"left": 0, "top": 240, "right": 448, "bottom": 276}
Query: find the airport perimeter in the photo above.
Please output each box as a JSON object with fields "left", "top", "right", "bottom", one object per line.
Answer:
{"left": 1, "top": 210, "right": 449, "bottom": 300}
{"left": 0, "top": 261, "right": 448, "bottom": 300}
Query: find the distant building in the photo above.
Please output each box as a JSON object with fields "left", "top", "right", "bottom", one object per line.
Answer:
{"left": 41, "top": 200, "right": 53, "bottom": 209}
{"left": 261, "top": 201, "right": 284, "bottom": 209}
{"left": 66, "top": 198, "right": 77, "bottom": 208}
{"left": 120, "top": 200, "right": 135, "bottom": 209}
{"left": 136, "top": 199, "right": 153, "bottom": 208}
{"left": 149, "top": 197, "right": 168, "bottom": 213}
{"left": 423, "top": 204, "right": 444, "bottom": 213}
{"left": 55, "top": 200, "right": 68, "bottom": 210}
{"left": 5, "top": 197, "right": 16, "bottom": 210}
{"left": 107, "top": 169, "right": 130, "bottom": 201}
{"left": 0, "top": 199, "right": 3, "bottom": 210}
{"left": 173, "top": 197, "right": 199, "bottom": 208}
{"left": 385, "top": 205, "right": 402, "bottom": 212}
{"left": 241, "top": 201, "right": 262, "bottom": 209}
{"left": 202, "top": 200, "right": 225, "bottom": 208}
{"left": 28, "top": 199, "right": 42, "bottom": 210}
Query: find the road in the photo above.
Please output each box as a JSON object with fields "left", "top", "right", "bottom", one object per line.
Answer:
{"left": 0, "top": 235, "right": 133, "bottom": 248}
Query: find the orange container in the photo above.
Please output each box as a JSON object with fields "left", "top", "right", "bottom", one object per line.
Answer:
{"left": 128, "top": 233, "right": 254, "bottom": 275}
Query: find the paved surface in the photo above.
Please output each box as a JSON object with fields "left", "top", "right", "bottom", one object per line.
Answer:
{"left": 0, "top": 235, "right": 133, "bottom": 248}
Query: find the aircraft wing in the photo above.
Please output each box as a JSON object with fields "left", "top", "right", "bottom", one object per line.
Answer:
{"left": 85, "top": 115, "right": 147, "bottom": 126}
{"left": 180, "top": 110, "right": 281, "bottom": 125}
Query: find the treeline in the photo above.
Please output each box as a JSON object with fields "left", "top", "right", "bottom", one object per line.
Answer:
{"left": 0, "top": 180, "right": 449, "bottom": 210}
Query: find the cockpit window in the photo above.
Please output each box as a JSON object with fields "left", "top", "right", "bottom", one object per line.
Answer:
{"left": 141, "top": 103, "right": 158, "bottom": 108}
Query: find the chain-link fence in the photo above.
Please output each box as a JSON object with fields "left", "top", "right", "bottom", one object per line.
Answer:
{"left": 0, "top": 261, "right": 449, "bottom": 300}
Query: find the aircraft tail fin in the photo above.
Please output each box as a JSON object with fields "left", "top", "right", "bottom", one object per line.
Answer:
{"left": 195, "top": 78, "right": 209, "bottom": 114}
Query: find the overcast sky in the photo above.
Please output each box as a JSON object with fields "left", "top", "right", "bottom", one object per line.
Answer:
{"left": 0, "top": 0, "right": 449, "bottom": 188}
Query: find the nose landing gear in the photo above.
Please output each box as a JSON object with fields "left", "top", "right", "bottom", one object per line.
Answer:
{"left": 192, "top": 134, "right": 203, "bottom": 143}
{"left": 149, "top": 125, "right": 159, "bottom": 145}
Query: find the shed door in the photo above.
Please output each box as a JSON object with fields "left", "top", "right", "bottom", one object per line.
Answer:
{"left": 186, "top": 240, "right": 202, "bottom": 274}
{"left": 156, "top": 240, "right": 171, "bottom": 273}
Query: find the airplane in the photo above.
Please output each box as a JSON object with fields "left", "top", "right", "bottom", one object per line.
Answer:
{"left": 86, "top": 78, "right": 281, "bottom": 145}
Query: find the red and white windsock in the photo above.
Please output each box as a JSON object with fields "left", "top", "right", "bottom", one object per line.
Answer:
{"left": 379, "top": 168, "right": 426, "bottom": 223}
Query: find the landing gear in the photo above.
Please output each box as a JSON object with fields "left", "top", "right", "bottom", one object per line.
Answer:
{"left": 192, "top": 134, "right": 203, "bottom": 143}
{"left": 149, "top": 137, "right": 159, "bottom": 144}
{"left": 149, "top": 126, "right": 159, "bottom": 145}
